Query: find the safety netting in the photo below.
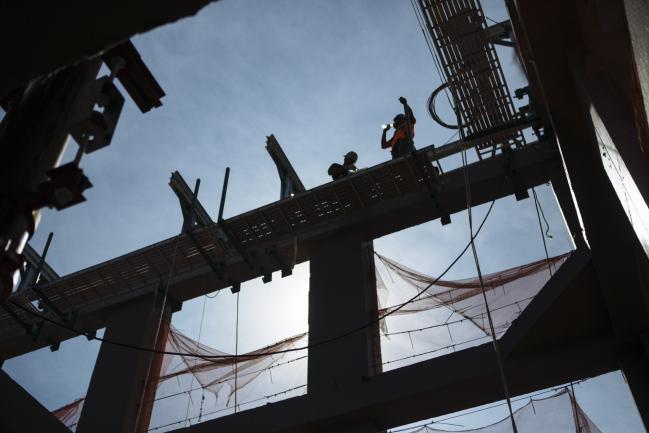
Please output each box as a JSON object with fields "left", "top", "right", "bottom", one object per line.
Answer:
{"left": 377, "top": 252, "right": 567, "bottom": 369}
{"left": 52, "top": 252, "right": 570, "bottom": 432}
{"left": 403, "top": 389, "right": 601, "bottom": 433}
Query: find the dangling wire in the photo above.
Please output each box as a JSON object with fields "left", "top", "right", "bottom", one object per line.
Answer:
{"left": 183, "top": 294, "right": 209, "bottom": 427}
{"left": 533, "top": 188, "right": 553, "bottom": 239}
{"left": 461, "top": 148, "right": 519, "bottom": 433}
{"left": 135, "top": 234, "right": 181, "bottom": 431}
{"left": 532, "top": 188, "right": 553, "bottom": 276}
{"left": 234, "top": 291, "right": 240, "bottom": 413}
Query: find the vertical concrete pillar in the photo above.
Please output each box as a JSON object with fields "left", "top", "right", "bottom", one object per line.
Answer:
{"left": 77, "top": 295, "right": 172, "bottom": 433}
{"left": 308, "top": 231, "right": 382, "bottom": 395}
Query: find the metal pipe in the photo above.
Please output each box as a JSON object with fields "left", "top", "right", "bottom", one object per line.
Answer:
{"left": 218, "top": 167, "right": 230, "bottom": 222}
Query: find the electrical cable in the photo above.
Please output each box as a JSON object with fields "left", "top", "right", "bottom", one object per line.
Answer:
{"left": 532, "top": 187, "right": 553, "bottom": 239}
{"left": 460, "top": 147, "right": 518, "bottom": 433}
{"left": 234, "top": 290, "right": 240, "bottom": 412}
{"left": 532, "top": 188, "right": 553, "bottom": 276}
{"left": 133, "top": 233, "right": 181, "bottom": 430}
{"left": 12, "top": 199, "right": 496, "bottom": 361}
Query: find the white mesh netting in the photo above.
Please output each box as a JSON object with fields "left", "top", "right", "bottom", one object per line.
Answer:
{"left": 51, "top": 252, "right": 590, "bottom": 432}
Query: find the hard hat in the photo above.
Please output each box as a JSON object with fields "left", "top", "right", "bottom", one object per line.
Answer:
{"left": 328, "top": 163, "right": 343, "bottom": 176}
{"left": 344, "top": 151, "right": 358, "bottom": 163}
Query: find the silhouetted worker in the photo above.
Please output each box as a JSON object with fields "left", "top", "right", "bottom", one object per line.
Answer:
{"left": 328, "top": 151, "right": 358, "bottom": 181}
{"left": 381, "top": 96, "right": 416, "bottom": 159}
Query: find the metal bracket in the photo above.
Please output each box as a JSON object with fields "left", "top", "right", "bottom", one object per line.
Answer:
{"left": 486, "top": 20, "right": 515, "bottom": 48}
{"left": 182, "top": 179, "right": 225, "bottom": 280}
{"left": 68, "top": 75, "right": 125, "bottom": 153}
{"left": 266, "top": 135, "right": 306, "bottom": 200}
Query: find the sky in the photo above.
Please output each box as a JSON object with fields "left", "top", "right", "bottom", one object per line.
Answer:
{"left": 1, "top": 0, "right": 646, "bottom": 432}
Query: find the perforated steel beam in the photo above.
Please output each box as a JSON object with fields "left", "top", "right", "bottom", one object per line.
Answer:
{"left": 0, "top": 144, "right": 560, "bottom": 360}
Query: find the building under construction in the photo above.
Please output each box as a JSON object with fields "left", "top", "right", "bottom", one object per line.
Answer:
{"left": 1, "top": 0, "right": 649, "bottom": 432}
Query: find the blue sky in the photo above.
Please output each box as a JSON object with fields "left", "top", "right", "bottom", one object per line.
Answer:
{"left": 2, "top": 0, "right": 645, "bottom": 431}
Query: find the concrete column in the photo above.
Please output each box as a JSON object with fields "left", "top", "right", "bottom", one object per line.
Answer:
{"left": 308, "top": 231, "right": 382, "bottom": 395}
{"left": 77, "top": 294, "right": 171, "bottom": 433}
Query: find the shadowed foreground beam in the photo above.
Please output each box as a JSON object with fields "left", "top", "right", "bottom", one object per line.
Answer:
{"left": 176, "top": 338, "right": 619, "bottom": 433}
{"left": 0, "top": 370, "right": 70, "bottom": 433}
{"left": 0, "top": 0, "right": 220, "bottom": 96}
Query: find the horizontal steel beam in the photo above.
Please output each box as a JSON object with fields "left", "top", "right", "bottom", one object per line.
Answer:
{"left": 0, "top": 145, "right": 559, "bottom": 359}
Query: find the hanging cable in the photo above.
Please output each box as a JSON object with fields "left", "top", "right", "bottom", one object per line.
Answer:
{"left": 182, "top": 293, "right": 209, "bottom": 427}
{"left": 14, "top": 205, "right": 493, "bottom": 361}
{"left": 532, "top": 188, "right": 553, "bottom": 277}
{"left": 134, "top": 234, "right": 181, "bottom": 430}
{"left": 13, "top": 199, "right": 497, "bottom": 360}
{"left": 234, "top": 290, "right": 240, "bottom": 412}
{"left": 532, "top": 187, "right": 553, "bottom": 239}
{"left": 461, "top": 147, "right": 518, "bottom": 433}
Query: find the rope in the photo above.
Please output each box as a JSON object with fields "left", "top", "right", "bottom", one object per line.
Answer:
{"left": 532, "top": 188, "right": 554, "bottom": 277}
{"left": 133, "top": 234, "right": 181, "bottom": 430}
{"left": 234, "top": 291, "right": 240, "bottom": 412}
{"left": 536, "top": 190, "right": 553, "bottom": 239}
{"left": 182, "top": 293, "right": 209, "bottom": 427}
{"left": 461, "top": 147, "right": 518, "bottom": 433}
{"left": 14, "top": 200, "right": 496, "bottom": 361}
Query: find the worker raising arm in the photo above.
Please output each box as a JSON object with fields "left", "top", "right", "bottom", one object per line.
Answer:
{"left": 381, "top": 96, "right": 416, "bottom": 160}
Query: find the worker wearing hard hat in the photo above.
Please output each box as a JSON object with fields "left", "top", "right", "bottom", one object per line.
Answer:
{"left": 381, "top": 96, "right": 416, "bottom": 159}
{"left": 328, "top": 151, "right": 358, "bottom": 181}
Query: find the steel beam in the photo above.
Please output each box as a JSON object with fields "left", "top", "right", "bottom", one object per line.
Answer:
{"left": 0, "top": 370, "right": 71, "bottom": 433}
{"left": 0, "top": 145, "right": 559, "bottom": 359}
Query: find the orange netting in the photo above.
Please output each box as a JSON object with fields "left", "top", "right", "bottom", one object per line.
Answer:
{"left": 52, "top": 398, "right": 84, "bottom": 431}
{"left": 52, "top": 252, "right": 573, "bottom": 432}
{"left": 376, "top": 253, "right": 568, "bottom": 337}
{"left": 159, "top": 329, "right": 307, "bottom": 405}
